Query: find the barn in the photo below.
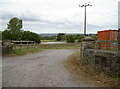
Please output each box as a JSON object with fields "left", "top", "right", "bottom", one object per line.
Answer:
{"left": 98, "top": 30, "right": 118, "bottom": 41}
{"left": 97, "top": 30, "right": 119, "bottom": 50}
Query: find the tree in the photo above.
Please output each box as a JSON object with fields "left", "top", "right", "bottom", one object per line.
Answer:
{"left": 57, "top": 33, "right": 65, "bottom": 41}
{"left": 2, "top": 17, "right": 41, "bottom": 43}
{"left": 91, "top": 34, "right": 97, "bottom": 40}
{"left": 7, "top": 17, "right": 22, "bottom": 31}
{"left": 0, "top": 31, "right": 2, "bottom": 40}
{"left": 66, "top": 35, "right": 75, "bottom": 43}
{"left": 78, "top": 35, "right": 84, "bottom": 42}
{"left": 2, "top": 29, "right": 12, "bottom": 40}
{"left": 22, "top": 31, "right": 41, "bottom": 43}
{"left": 7, "top": 17, "right": 23, "bottom": 40}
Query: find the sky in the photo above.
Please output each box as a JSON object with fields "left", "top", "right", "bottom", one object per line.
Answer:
{"left": 0, "top": 0, "right": 119, "bottom": 34}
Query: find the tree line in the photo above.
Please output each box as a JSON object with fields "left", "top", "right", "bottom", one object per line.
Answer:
{"left": 56, "top": 33, "right": 97, "bottom": 43}
{"left": 2, "top": 17, "right": 98, "bottom": 43}
{"left": 56, "top": 33, "right": 84, "bottom": 43}
{"left": 2, "top": 17, "right": 41, "bottom": 43}
{"left": 41, "top": 33, "right": 97, "bottom": 43}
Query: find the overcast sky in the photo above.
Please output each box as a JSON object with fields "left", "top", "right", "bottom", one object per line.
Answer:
{"left": 0, "top": 0, "right": 119, "bottom": 34}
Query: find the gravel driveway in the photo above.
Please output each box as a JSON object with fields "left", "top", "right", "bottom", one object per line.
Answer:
{"left": 2, "top": 49, "right": 97, "bottom": 87}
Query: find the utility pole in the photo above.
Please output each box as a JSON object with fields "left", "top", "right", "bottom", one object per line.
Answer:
{"left": 65, "top": 32, "right": 66, "bottom": 42}
{"left": 79, "top": 2, "right": 92, "bottom": 37}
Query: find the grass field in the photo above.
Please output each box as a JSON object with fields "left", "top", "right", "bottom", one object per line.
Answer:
{"left": 12, "top": 43, "right": 80, "bottom": 55}
{"left": 41, "top": 40, "right": 79, "bottom": 43}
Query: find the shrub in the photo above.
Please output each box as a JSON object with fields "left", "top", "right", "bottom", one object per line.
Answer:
{"left": 78, "top": 35, "right": 84, "bottom": 42}
{"left": 66, "top": 35, "right": 75, "bottom": 43}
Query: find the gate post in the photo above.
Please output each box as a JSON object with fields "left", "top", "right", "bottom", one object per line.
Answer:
{"left": 80, "top": 37, "right": 95, "bottom": 62}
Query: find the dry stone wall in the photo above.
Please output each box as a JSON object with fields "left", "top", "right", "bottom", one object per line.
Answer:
{"left": 2, "top": 41, "right": 13, "bottom": 55}
{"left": 80, "top": 37, "right": 120, "bottom": 77}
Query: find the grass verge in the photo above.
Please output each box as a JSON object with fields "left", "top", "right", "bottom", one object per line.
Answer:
{"left": 64, "top": 51, "right": 119, "bottom": 87}
{"left": 12, "top": 43, "right": 80, "bottom": 55}
{"left": 41, "top": 40, "right": 57, "bottom": 42}
{"left": 12, "top": 47, "right": 43, "bottom": 55}
{"left": 39, "top": 43, "right": 80, "bottom": 49}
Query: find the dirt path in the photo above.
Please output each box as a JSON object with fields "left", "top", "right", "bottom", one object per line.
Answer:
{"left": 2, "top": 49, "right": 98, "bottom": 87}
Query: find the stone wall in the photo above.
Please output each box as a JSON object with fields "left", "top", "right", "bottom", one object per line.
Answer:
{"left": 82, "top": 49, "right": 120, "bottom": 77}
{"left": 80, "top": 37, "right": 120, "bottom": 77}
{"left": 2, "top": 40, "right": 13, "bottom": 55}
{"left": 2, "top": 46, "right": 13, "bottom": 55}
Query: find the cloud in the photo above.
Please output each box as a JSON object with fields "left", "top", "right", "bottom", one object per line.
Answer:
{"left": 0, "top": 0, "right": 119, "bottom": 33}
{"left": 2, "top": 11, "right": 16, "bottom": 20}
{"left": 19, "top": 11, "right": 41, "bottom": 22}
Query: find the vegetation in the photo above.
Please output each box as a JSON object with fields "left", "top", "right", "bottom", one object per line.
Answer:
{"left": 0, "top": 31, "right": 2, "bottom": 40}
{"left": 2, "top": 17, "right": 23, "bottom": 40}
{"left": 12, "top": 43, "right": 80, "bottom": 55}
{"left": 90, "top": 34, "right": 98, "bottom": 40}
{"left": 57, "top": 33, "right": 65, "bottom": 41}
{"left": 2, "top": 17, "right": 41, "bottom": 43}
{"left": 12, "top": 47, "right": 43, "bottom": 55}
{"left": 41, "top": 40, "right": 57, "bottom": 42}
{"left": 39, "top": 44, "right": 80, "bottom": 49}
{"left": 64, "top": 51, "right": 119, "bottom": 88}
{"left": 77, "top": 35, "right": 84, "bottom": 42}
{"left": 40, "top": 33, "right": 97, "bottom": 43}
{"left": 66, "top": 35, "right": 75, "bottom": 43}
{"left": 22, "top": 31, "right": 41, "bottom": 43}
{"left": 41, "top": 36, "right": 56, "bottom": 40}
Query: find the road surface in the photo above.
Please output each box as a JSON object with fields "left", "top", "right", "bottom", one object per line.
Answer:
{"left": 2, "top": 49, "right": 98, "bottom": 87}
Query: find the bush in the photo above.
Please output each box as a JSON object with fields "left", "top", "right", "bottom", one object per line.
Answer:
{"left": 66, "top": 35, "right": 75, "bottom": 43}
{"left": 57, "top": 33, "right": 65, "bottom": 41}
{"left": 91, "top": 34, "right": 97, "bottom": 40}
{"left": 78, "top": 35, "right": 84, "bottom": 42}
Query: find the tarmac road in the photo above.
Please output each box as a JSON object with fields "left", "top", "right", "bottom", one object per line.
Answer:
{"left": 2, "top": 49, "right": 98, "bottom": 87}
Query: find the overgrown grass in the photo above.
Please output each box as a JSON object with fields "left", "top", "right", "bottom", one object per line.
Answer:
{"left": 12, "top": 43, "right": 80, "bottom": 55}
{"left": 64, "top": 51, "right": 119, "bottom": 87}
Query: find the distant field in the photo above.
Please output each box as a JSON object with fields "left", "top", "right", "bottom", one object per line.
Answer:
{"left": 12, "top": 43, "right": 80, "bottom": 55}
{"left": 39, "top": 43, "right": 80, "bottom": 49}
{"left": 41, "top": 40, "right": 67, "bottom": 42}
{"left": 41, "top": 39, "right": 79, "bottom": 43}
{"left": 41, "top": 40, "right": 57, "bottom": 42}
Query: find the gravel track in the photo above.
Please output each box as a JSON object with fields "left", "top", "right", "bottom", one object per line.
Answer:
{"left": 2, "top": 49, "right": 98, "bottom": 87}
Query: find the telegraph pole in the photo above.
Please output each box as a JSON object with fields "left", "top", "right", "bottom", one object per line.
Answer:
{"left": 79, "top": 3, "right": 92, "bottom": 37}
{"left": 65, "top": 31, "right": 66, "bottom": 42}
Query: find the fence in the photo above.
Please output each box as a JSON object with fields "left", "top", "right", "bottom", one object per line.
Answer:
{"left": 12, "top": 41, "right": 35, "bottom": 45}
{"left": 2, "top": 40, "right": 37, "bottom": 54}
{"left": 12, "top": 41, "right": 37, "bottom": 50}
{"left": 96, "top": 40, "right": 118, "bottom": 51}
